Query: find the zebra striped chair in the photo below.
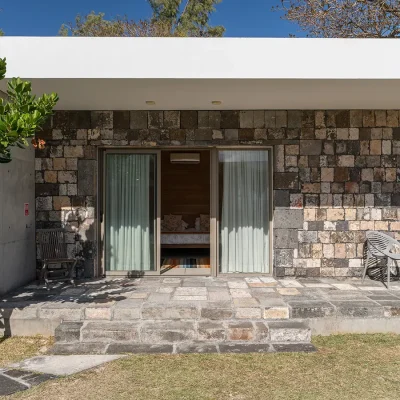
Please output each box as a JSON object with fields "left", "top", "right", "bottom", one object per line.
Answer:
{"left": 364, "top": 231, "right": 400, "bottom": 289}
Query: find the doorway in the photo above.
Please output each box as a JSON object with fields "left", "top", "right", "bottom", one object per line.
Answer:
{"left": 101, "top": 147, "right": 272, "bottom": 276}
{"left": 160, "top": 150, "right": 211, "bottom": 275}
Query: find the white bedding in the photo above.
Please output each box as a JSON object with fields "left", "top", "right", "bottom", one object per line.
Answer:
{"left": 161, "top": 233, "right": 210, "bottom": 244}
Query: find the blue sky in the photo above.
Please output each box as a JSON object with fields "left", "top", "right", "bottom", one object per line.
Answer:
{"left": 0, "top": 0, "right": 303, "bottom": 37}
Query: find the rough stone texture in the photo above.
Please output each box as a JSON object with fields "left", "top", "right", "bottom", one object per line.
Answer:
{"left": 268, "top": 321, "right": 311, "bottom": 342}
{"left": 35, "top": 110, "right": 400, "bottom": 278}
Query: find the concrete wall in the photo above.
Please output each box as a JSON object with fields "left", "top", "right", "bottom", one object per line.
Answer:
{"left": 0, "top": 146, "right": 36, "bottom": 295}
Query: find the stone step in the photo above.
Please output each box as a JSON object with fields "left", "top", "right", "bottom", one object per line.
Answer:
{"left": 54, "top": 320, "right": 312, "bottom": 354}
{"left": 50, "top": 341, "right": 317, "bottom": 355}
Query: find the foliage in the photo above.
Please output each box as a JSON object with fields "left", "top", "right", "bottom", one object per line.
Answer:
{"left": 274, "top": 0, "right": 400, "bottom": 38}
{"left": 0, "top": 58, "right": 58, "bottom": 163}
{"left": 60, "top": 0, "right": 224, "bottom": 37}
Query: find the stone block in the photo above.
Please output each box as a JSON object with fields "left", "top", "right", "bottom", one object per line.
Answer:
{"left": 224, "top": 129, "right": 238, "bottom": 140}
{"left": 209, "top": 111, "right": 221, "bottom": 128}
{"left": 268, "top": 321, "right": 311, "bottom": 342}
{"left": 275, "top": 111, "right": 287, "bottom": 127}
{"left": 112, "top": 308, "right": 141, "bottom": 320}
{"left": 335, "top": 110, "right": 350, "bottom": 128}
{"left": 288, "top": 301, "right": 335, "bottom": 318}
{"left": 363, "top": 110, "right": 375, "bottom": 127}
{"left": 82, "top": 321, "right": 139, "bottom": 342}
{"left": 113, "top": 111, "right": 130, "bottom": 129}
{"left": 239, "top": 129, "right": 255, "bottom": 140}
{"left": 274, "top": 249, "right": 294, "bottom": 269}
{"left": 221, "top": 111, "right": 239, "bottom": 129}
{"left": 240, "top": 111, "right": 254, "bottom": 128}
{"left": 274, "top": 190, "right": 290, "bottom": 207}
{"left": 287, "top": 111, "right": 302, "bottom": 128}
{"left": 148, "top": 111, "right": 163, "bottom": 128}
{"left": 55, "top": 322, "right": 83, "bottom": 342}
{"left": 194, "top": 129, "right": 213, "bottom": 141}
{"left": 252, "top": 110, "right": 264, "bottom": 128}
{"left": 274, "top": 229, "right": 298, "bottom": 249}
{"left": 300, "top": 140, "right": 322, "bottom": 155}
{"left": 198, "top": 322, "right": 226, "bottom": 341}
{"left": 141, "top": 321, "right": 196, "bottom": 343}
{"left": 235, "top": 308, "right": 262, "bottom": 319}
{"left": 176, "top": 343, "right": 219, "bottom": 354}
{"left": 78, "top": 160, "right": 96, "bottom": 196}
{"left": 219, "top": 343, "right": 272, "bottom": 353}
{"left": 264, "top": 307, "right": 289, "bottom": 320}
{"left": 274, "top": 173, "right": 298, "bottom": 190}
{"left": 58, "top": 171, "right": 77, "bottom": 184}
{"left": 332, "top": 301, "right": 384, "bottom": 318}
{"left": 50, "top": 342, "right": 107, "bottom": 355}
{"left": 180, "top": 111, "right": 198, "bottom": 129}
{"left": 64, "top": 146, "right": 84, "bottom": 158}
{"left": 142, "top": 304, "right": 198, "bottom": 320}
{"left": 129, "top": 111, "right": 148, "bottom": 129}
{"left": 84, "top": 307, "right": 113, "bottom": 320}
{"left": 91, "top": 111, "right": 113, "bottom": 129}
{"left": 227, "top": 322, "right": 254, "bottom": 341}
{"left": 274, "top": 209, "right": 304, "bottom": 229}
{"left": 53, "top": 196, "right": 71, "bottom": 211}
{"left": 163, "top": 111, "right": 180, "bottom": 128}
{"left": 107, "top": 344, "right": 173, "bottom": 354}
{"left": 350, "top": 110, "right": 363, "bottom": 127}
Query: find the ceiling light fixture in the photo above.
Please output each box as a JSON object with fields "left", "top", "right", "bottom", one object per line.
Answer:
{"left": 145, "top": 100, "right": 156, "bottom": 106}
{"left": 211, "top": 100, "right": 222, "bottom": 105}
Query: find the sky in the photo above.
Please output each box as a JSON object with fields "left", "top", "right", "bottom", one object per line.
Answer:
{"left": 0, "top": 0, "right": 304, "bottom": 37}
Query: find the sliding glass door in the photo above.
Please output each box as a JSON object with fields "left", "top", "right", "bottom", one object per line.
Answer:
{"left": 104, "top": 152, "right": 158, "bottom": 272}
{"left": 218, "top": 150, "right": 271, "bottom": 274}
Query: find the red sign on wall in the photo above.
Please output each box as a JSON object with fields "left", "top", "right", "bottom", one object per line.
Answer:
{"left": 24, "top": 203, "right": 29, "bottom": 216}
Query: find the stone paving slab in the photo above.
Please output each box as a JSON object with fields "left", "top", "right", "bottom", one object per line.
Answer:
{"left": 10, "top": 355, "right": 124, "bottom": 376}
{"left": 0, "top": 369, "right": 56, "bottom": 396}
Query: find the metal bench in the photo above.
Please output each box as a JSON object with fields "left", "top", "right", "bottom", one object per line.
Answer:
{"left": 37, "top": 229, "right": 77, "bottom": 288}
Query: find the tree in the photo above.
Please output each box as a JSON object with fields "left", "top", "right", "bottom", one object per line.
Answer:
{"left": 60, "top": 0, "right": 225, "bottom": 37}
{"left": 275, "top": 0, "right": 400, "bottom": 38}
{"left": 0, "top": 58, "right": 58, "bottom": 163}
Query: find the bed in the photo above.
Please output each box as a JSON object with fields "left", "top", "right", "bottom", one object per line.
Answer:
{"left": 161, "top": 231, "right": 210, "bottom": 248}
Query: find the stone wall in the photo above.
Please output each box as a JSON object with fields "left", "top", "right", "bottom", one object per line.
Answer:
{"left": 35, "top": 110, "right": 400, "bottom": 278}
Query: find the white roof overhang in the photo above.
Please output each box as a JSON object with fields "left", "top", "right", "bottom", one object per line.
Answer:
{"left": 1, "top": 37, "right": 399, "bottom": 110}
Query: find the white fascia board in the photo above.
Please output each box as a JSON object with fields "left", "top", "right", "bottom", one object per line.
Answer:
{"left": 1, "top": 37, "right": 400, "bottom": 80}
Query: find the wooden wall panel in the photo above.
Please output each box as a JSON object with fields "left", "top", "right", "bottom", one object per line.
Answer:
{"left": 161, "top": 150, "right": 210, "bottom": 228}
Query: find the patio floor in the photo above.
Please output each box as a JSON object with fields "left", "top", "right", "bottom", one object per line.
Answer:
{"left": 1, "top": 276, "right": 400, "bottom": 338}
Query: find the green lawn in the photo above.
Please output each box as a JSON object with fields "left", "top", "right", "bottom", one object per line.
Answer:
{"left": 0, "top": 336, "right": 52, "bottom": 369}
{"left": 5, "top": 334, "right": 400, "bottom": 400}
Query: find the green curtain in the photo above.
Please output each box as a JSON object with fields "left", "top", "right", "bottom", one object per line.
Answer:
{"left": 105, "top": 154, "right": 154, "bottom": 271}
{"left": 220, "top": 150, "right": 270, "bottom": 273}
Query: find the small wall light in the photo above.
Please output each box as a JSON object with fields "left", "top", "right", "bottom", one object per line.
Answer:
{"left": 211, "top": 100, "right": 222, "bottom": 105}
{"left": 145, "top": 100, "right": 156, "bottom": 106}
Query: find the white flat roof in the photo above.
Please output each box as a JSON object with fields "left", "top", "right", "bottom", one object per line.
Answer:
{"left": 1, "top": 37, "right": 400, "bottom": 110}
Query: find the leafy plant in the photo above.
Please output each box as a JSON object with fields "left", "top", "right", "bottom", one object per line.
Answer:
{"left": 0, "top": 57, "right": 58, "bottom": 163}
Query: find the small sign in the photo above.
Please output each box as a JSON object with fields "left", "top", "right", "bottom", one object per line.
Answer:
{"left": 24, "top": 203, "right": 29, "bottom": 216}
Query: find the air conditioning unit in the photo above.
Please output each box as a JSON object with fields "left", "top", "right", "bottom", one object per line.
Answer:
{"left": 170, "top": 153, "right": 200, "bottom": 164}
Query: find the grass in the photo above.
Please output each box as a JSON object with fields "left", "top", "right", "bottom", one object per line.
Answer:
{"left": 0, "top": 336, "right": 53, "bottom": 369}
{"left": 5, "top": 334, "right": 400, "bottom": 400}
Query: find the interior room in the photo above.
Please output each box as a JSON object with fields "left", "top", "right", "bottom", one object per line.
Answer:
{"left": 160, "top": 150, "right": 211, "bottom": 273}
